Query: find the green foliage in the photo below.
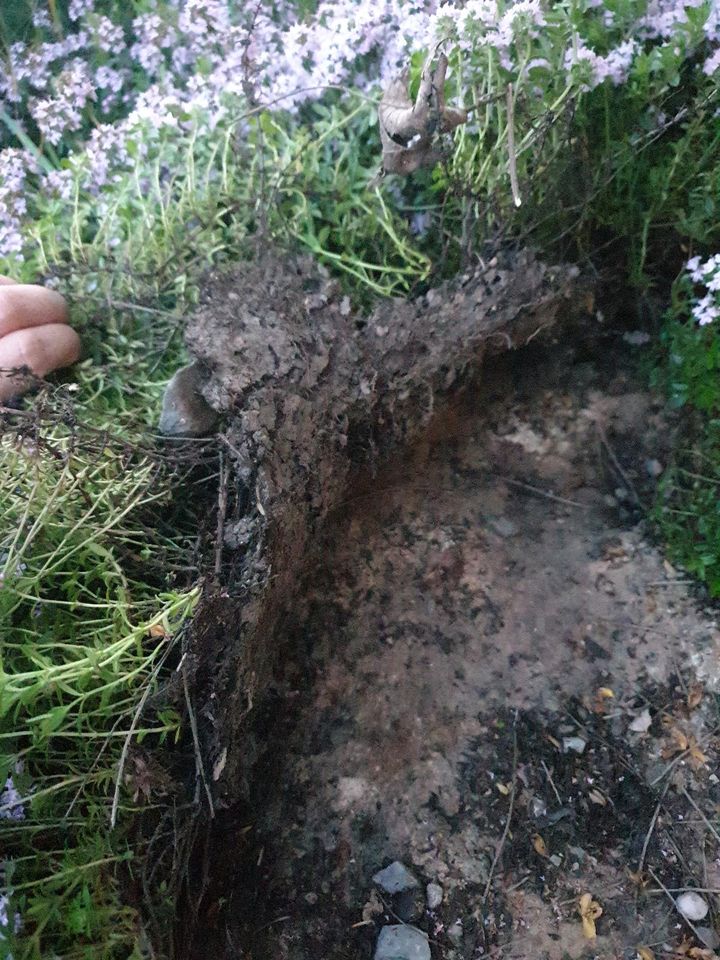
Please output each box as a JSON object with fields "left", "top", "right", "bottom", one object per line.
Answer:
{"left": 651, "top": 277, "right": 720, "bottom": 597}
{"left": 653, "top": 421, "right": 720, "bottom": 596}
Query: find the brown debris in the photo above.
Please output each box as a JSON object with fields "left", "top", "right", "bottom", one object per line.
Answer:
{"left": 378, "top": 50, "right": 468, "bottom": 175}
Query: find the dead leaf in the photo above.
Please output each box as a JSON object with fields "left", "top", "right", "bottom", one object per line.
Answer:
{"left": 592, "top": 686, "right": 615, "bottom": 714}
{"left": 124, "top": 752, "right": 170, "bottom": 804}
{"left": 636, "top": 948, "right": 655, "bottom": 960}
{"left": 578, "top": 892, "right": 602, "bottom": 939}
{"left": 148, "top": 622, "right": 169, "bottom": 638}
{"left": 588, "top": 788, "right": 607, "bottom": 806}
{"left": 532, "top": 833, "right": 548, "bottom": 857}
{"left": 627, "top": 869, "right": 649, "bottom": 889}
{"left": 662, "top": 726, "right": 689, "bottom": 759}
{"left": 378, "top": 49, "right": 468, "bottom": 176}
{"left": 496, "top": 782, "right": 510, "bottom": 796}
{"left": 689, "top": 737, "right": 708, "bottom": 769}
{"left": 687, "top": 682, "right": 704, "bottom": 711}
{"left": 673, "top": 940, "right": 720, "bottom": 960}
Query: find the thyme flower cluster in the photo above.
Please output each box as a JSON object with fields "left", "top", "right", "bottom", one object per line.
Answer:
{"left": 0, "top": 0, "right": 719, "bottom": 265}
{"left": 687, "top": 255, "right": 720, "bottom": 326}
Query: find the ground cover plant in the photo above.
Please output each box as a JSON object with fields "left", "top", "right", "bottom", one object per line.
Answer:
{"left": 1, "top": 0, "right": 720, "bottom": 956}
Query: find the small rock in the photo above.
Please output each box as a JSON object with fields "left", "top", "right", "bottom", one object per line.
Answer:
{"left": 490, "top": 516, "right": 518, "bottom": 538}
{"left": 373, "top": 861, "right": 420, "bottom": 895}
{"left": 645, "top": 458, "right": 663, "bottom": 478}
{"left": 374, "top": 925, "right": 430, "bottom": 960}
{"left": 562, "top": 736, "right": 587, "bottom": 754}
{"left": 676, "top": 891, "right": 709, "bottom": 921}
{"left": 530, "top": 795, "right": 547, "bottom": 819}
{"left": 447, "top": 920, "right": 463, "bottom": 946}
{"left": 158, "top": 362, "right": 218, "bottom": 437}
{"left": 426, "top": 882, "right": 443, "bottom": 910}
{"left": 304, "top": 892, "right": 318, "bottom": 906}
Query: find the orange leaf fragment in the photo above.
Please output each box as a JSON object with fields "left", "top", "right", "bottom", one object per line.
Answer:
{"left": 687, "top": 682, "right": 704, "bottom": 711}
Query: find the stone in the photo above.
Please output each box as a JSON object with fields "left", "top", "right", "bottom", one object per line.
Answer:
{"left": 373, "top": 862, "right": 420, "bottom": 895}
{"left": 676, "top": 891, "right": 709, "bottom": 921}
{"left": 374, "top": 925, "right": 430, "bottom": 960}
{"left": 447, "top": 920, "right": 463, "bottom": 946}
{"left": 490, "top": 516, "right": 518, "bottom": 538}
{"left": 158, "top": 362, "right": 218, "bottom": 437}
{"left": 426, "top": 882, "right": 443, "bottom": 910}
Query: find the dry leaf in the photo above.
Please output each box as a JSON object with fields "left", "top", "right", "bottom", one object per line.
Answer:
{"left": 592, "top": 686, "right": 615, "bottom": 714}
{"left": 636, "top": 948, "right": 655, "bottom": 960}
{"left": 687, "top": 682, "right": 704, "bottom": 711}
{"left": 689, "top": 737, "right": 708, "bottom": 769}
{"left": 588, "top": 788, "right": 607, "bottom": 806}
{"left": 497, "top": 782, "right": 510, "bottom": 796}
{"left": 673, "top": 941, "right": 719, "bottom": 960}
{"left": 627, "top": 869, "right": 649, "bottom": 889}
{"left": 148, "top": 622, "right": 169, "bottom": 638}
{"left": 662, "top": 726, "right": 689, "bottom": 758}
{"left": 578, "top": 892, "right": 602, "bottom": 939}
{"left": 378, "top": 49, "right": 468, "bottom": 175}
{"left": 532, "top": 833, "right": 548, "bottom": 857}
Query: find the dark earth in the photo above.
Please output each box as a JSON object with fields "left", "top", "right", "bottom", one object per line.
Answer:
{"left": 182, "top": 318, "right": 720, "bottom": 959}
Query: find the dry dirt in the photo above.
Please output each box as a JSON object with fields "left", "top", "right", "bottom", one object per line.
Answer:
{"left": 191, "top": 332, "right": 720, "bottom": 960}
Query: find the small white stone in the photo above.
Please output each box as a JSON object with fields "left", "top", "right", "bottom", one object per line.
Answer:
{"left": 426, "top": 882, "right": 443, "bottom": 910}
{"left": 562, "top": 736, "right": 587, "bottom": 754}
{"left": 676, "top": 891, "right": 709, "bottom": 921}
{"left": 629, "top": 708, "right": 652, "bottom": 733}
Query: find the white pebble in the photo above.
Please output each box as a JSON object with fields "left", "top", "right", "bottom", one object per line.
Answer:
{"left": 426, "top": 882, "right": 443, "bottom": 910}
{"left": 676, "top": 891, "right": 709, "bottom": 921}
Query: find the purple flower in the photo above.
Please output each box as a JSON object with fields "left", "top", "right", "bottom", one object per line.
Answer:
{"left": 703, "top": 47, "right": 720, "bottom": 75}
{"left": 68, "top": 0, "right": 96, "bottom": 21}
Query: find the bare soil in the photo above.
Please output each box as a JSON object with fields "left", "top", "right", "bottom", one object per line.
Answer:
{"left": 187, "top": 331, "right": 720, "bottom": 959}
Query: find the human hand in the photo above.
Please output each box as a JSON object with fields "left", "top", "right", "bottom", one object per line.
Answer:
{"left": 0, "top": 276, "right": 81, "bottom": 401}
